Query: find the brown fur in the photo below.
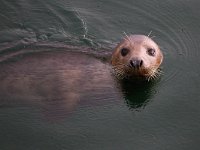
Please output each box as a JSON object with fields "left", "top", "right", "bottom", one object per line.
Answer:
{"left": 111, "top": 35, "right": 163, "bottom": 80}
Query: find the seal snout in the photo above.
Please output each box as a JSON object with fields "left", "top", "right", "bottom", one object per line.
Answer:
{"left": 129, "top": 58, "right": 143, "bottom": 69}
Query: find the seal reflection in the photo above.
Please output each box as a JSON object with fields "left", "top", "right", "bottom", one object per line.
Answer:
{"left": 118, "top": 79, "right": 158, "bottom": 110}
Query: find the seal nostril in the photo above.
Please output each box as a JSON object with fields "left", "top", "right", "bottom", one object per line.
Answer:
{"left": 139, "top": 60, "right": 143, "bottom": 67}
{"left": 130, "top": 60, "right": 136, "bottom": 68}
{"left": 129, "top": 59, "right": 143, "bottom": 68}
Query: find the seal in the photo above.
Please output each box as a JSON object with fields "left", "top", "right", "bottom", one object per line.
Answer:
{"left": 111, "top": 35, "right": 163, "bottom": 80}
{"left": 0, "top": 35, "right": 162, "bottom": 120}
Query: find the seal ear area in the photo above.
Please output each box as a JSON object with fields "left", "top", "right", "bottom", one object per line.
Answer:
{"left": 156, "top": 48, "right": 164, "bottom": 65}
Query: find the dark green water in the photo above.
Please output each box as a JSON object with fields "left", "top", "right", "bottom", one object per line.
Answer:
{"left": 0, "top": 0, "right": 200, "bottom": 150}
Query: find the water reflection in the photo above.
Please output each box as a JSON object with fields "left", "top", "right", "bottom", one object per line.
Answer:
{"left": 118, "top": 78, "right": 158, "bottom": 110}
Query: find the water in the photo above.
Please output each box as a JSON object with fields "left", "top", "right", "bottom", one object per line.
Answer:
{"left": 0, "top": 0, "right": 200, "bottom": 150}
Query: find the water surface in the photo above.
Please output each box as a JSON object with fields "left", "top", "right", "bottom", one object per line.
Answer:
{"left": 0, "top": 0, "right": 200, "bottom": 150}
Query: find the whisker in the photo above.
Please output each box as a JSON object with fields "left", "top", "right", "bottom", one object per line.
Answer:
{"left": 147, "top": 30, "right": 152, "bottom": 37}
{"left": 145, "top": 67, "right": 163, "bottom": 81}
{"left": 112, "top": 63, "right": 129, "bottom": 79}
{"left": 112, "top": 62, "right": 163, "bottom": 81}
{"left": 150, "top": 36, "right": 156, "bottom": 39}
{"left": 123, "top": 31, "right": 132, "bottom": 43}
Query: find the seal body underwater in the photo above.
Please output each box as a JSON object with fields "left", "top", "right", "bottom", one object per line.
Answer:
{"left": 111, "top": 35, "right": 163, "bottom": 80}
{"left": 0, "top": 51, "right": 117, "bottom": 120}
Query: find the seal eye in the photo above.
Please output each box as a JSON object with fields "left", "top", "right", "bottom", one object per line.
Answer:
{"left": 121, "top": 48, "right": 129, "bottom": 57}
{"left": 147, "top": 48, "right": 156, "bottom": 56}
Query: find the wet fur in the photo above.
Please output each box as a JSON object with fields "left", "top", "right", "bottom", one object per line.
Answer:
{"left": 111, "top": 34, "right": 163, "bottom": 81}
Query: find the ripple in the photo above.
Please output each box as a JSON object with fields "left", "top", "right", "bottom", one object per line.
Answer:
{"left": 123, "top": 1, "right": 200, "bottom": 84}
{"left": 0, "top": 0, "right": 199, "bottom": 84}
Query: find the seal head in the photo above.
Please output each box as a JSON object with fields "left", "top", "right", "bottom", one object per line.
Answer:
{"left": 111, "top": 35, "right": 163, "bottom": 80}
